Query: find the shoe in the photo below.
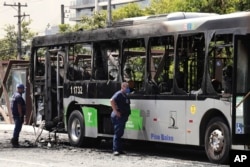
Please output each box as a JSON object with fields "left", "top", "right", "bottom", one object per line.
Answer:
{"left": 11, "top": 138, "right": 19, "bottom": 148}
{"left": 12, "top": 144, "right": 19, "bottom": 148}
{"left": 119, "top": 151, "right": 126, "bottom": 154}
{"left": 113, "top": 151, "right": 120, "bottom": 156}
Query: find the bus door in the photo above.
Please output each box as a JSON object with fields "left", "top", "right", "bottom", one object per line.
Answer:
{"left": 45, "top": 49, "right": 64, "bottom": 127}
{"left": 232, "top": 35, "right": 250, "bottom": 144}
{"left": 33, "top": 48, "right": 64, "bottom": 128}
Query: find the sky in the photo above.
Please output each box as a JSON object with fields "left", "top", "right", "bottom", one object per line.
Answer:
{"left": 0, "top": 0, "right": 72, "bottom": 38}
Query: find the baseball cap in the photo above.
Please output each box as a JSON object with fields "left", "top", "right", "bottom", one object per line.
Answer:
{"left": 16, "top": 84, "right": 25, "bottom": 89}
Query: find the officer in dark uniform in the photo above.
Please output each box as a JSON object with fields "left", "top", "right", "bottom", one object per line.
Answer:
{"left": 110, "top": 82, "right": 131, "bottom": 156}
{"left": 10, "top": 83, "right": 26, "bottom": 148}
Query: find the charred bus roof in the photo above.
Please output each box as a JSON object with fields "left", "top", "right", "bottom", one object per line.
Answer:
{"left": 112, "top": 12, "right": 219, "bottom": 27}
{"left": 31, "top": 11, "right": 250, "bottom": 48}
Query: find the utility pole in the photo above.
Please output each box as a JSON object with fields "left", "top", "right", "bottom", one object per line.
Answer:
{"left": 107, "top": 0, "right": 112, "bottom": 27}
{"left": 4, "top": 2, "right": 28, "bottom": 60}
{"left": 61, "top": 4, "right": 70, "bottom": 24}
{"left": 61, "top": 4, "right": 65, "bottom": 24}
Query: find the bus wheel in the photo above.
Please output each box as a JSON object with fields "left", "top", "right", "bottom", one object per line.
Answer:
{"left": 204, "top": 117, "right": 230, "bottom": 164}
{"left": 68, "top": 110, "right": 85, "bottom": 147}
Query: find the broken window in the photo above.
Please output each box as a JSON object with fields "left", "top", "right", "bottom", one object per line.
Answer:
{"left": 122, "top": 38, "right": 145, "bottom": 92}
{"left": 209, "top": 34, "right": 233, "bottom": 94}
{"left": 67, "top": 43, "right": 92, "bottom": 81}
{"left": 93, "top": 40, "right": 120, "bottom": 81}
{"left": 176, "top": 33, "right": 205, "bottom": 93}
{"left": 148, "top": 36, "right": 174, "bottom": 93}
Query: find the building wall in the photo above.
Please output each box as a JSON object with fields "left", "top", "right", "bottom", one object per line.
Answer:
{"left": 69, "top": 0, "right": 149, "bottom": 21}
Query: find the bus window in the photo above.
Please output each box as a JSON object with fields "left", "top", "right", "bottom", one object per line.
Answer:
{"left": 122, "top": 39, "right": 145, "bottom": 93}
{"left": 93, "top": 40, "right": 120, "bottom": 80}
{"left": 35, "top": 48, "right": 46, "bottom": 77}
{"left": 208, "top": 34, "right": 233, "bottom": 94}
{"left": 35, "top": 47, "right": 64, "bottom": 82}
{"left": 176, "top": 33, "right": 205, "bottom": 93}
{"left": 107, "top": 49, "right": 119, "bottom": 81}
{"left": 149, "top": 36, "right": 174, "bottom": 93}
{"left": 67, "top": 43, "right": 92, "bottom": 81}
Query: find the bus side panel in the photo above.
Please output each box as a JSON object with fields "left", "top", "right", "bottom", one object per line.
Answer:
{"left": 123, "top": 99, "right": 186, "bottom": 144}
{"left": 185, "top": 100, "right": 204, "bottom": 145}
{"left": 186, "top": 99, "right": 231, "bottom": 146}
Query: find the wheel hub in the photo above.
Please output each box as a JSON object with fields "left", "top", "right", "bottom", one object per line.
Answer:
{"left": 71, "top": 119, "right": 81, "bottom": 141}
{"left": 209, "top": 129, "right": 224, "bottom": 152}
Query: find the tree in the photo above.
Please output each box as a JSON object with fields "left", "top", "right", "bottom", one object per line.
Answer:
{"left": 112, "top": 3, "right": 145, "bottom": 21}
{"left": 59, "top": 3, "right": 145, "bottom": 33}
{"left": 58, "top": 24, "right": 75, "bottom": 33}
{"left": 0, "top": 25, "right": 17, "bottom": 60}
{"left": 198, "top": 0, "right": 239, "bottom": 14}
{"left": 0, "top": 20, "right": 36, "bottom": 60}
{"left": 145, "top": 0, "right": 180, "bottom": 14}
{"left": 147, "top": 0, "right": 240, "bottom": 15}
{"left": 236, "top": 0, "right": 250, "bottom": 11}
{"left": 80, "top": 11, "right": 107, "bottom": 30}
{"left": 59, "top": 11, "right": 107, "bottom": 33}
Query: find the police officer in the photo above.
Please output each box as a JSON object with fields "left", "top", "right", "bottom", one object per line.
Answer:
{"left": 110, "top": 82, "right": 131, "bottom": 156}
{"left": 10, "top": 83, "right": 26, "bottom": 148}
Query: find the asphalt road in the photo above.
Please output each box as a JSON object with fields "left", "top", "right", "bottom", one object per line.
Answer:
{"left": 0, "top": 123, "right": 229, "bottom": 167}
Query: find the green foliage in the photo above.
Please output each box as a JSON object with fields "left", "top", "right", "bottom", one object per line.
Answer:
{"left": 0, "top": 20, "right": 36, "bottom": 60}
{"left": 237, "top": 0, "right": 250, "bottom": 10}
{"left": 80, "top": 11, "right": 107, "bottom": 30}
{"left": 198, "top": 0, "right": 239, "bottom": 14}
{"left": 131, "top": 57, "right": 145, "bottom": 81}
{"left": 146, "top": 0, "right": 181, "bottom": 14}
{"left": 59, "top": 3, "right": 145, "bottom": 32}
{"left": 59, "top": 11, "right": 107, "bottom": 33}
{"left": 21, "top": 20, "right": 36, "bottom": 43}
{"left": 59, "top": 24, "right": 74, "bottom": 33}
{"left": 0, "top": 25, "right": 17, "bottom": 60}
{"left": 175, "top": 0, "right": 208, "bottom": 12}
{"left": 59, "top": 23, "right": 87, "bottom": 33}
{"left": 148, "top": 0, "right": 242, "bottom": 15}
{"left": 112, "top": 3, "right": 145, "bottom": 21}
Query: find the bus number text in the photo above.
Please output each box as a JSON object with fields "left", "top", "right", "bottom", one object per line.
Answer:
{"left": 70, "top": 86, "right": 83, "bottom": 95}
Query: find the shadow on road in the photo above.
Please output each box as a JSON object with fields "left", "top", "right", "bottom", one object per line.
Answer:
{"left": 94, "top": 139, "right": 209, "bottom": 162}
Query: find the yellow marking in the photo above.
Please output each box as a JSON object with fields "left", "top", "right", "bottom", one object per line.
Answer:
{"left": 190, "top": 105, "right": 196, "bottom": 114}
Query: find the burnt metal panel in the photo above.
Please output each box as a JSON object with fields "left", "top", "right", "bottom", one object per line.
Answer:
{"left": 32, "top": 12, "right": 250, "bottom": 49}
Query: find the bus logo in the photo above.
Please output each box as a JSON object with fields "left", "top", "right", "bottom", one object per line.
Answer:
{"left": 168, "top": 111, "right": 178, "bottom": 129}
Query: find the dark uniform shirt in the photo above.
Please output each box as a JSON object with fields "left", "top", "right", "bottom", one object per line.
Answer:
{"left": 111, "top": 90, "right": 131, "bottom": 117}
{"left": 11, "top": 92, "right": 26, "bottom": 117}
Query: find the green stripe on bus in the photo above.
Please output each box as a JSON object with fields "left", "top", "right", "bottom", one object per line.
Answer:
{"left": 82, "top": 106, "right": 98, "bottom": 127}
{"left": 126, "top": 109, "right": 143, "bottom": 130}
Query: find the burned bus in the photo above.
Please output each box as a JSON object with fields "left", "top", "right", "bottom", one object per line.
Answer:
{"left": 29, "top": 12, "right": 250, "bottom": 164}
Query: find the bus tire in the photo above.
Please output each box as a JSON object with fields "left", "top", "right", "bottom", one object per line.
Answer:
{"left": 68, "top": 110, "right": 85, "bottom": 147}
{"left": 204, "top": 117, "right": 230, "bottom": 164}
